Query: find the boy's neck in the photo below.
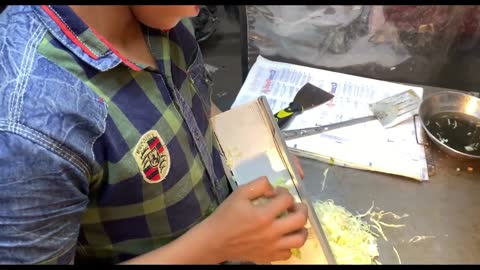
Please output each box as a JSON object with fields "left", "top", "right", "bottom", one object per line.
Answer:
{"left": 69, "top": 5, "right": 158, "bottom": 69}
{"left": 69, "top": 6, "right": 138, "bottom": 47}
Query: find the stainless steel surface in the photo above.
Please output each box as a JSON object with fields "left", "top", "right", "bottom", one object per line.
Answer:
{"left": 282, "top": 90, "right": 420, "bottom": 141}
{"left": 301, "top": 150, "right": 480, "bottom": 264}
{"left": 418, "top": 91, "right": 480, "bottom": 160}
{"left": 282, "top": 115, "right": 376, "bottom": 140}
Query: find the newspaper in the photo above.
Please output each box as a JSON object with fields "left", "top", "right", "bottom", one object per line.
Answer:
{"left": 232, "top": 56, "right": 429, "bottom": 181}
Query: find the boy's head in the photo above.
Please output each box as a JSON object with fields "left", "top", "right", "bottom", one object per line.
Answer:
{"left": 131, "top": 5, "right": 200, "bottom": 31}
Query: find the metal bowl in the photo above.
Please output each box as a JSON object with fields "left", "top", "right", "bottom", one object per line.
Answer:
{"left": 418, "top": 91, "right": 480, "bottom": 160}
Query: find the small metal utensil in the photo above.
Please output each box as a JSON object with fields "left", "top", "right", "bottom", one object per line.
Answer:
{"left": 282, "top": 90, "right": 421, "bottom": 140}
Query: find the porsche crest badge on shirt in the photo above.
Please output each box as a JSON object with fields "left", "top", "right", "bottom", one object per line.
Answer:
{"left": 134, "top": 130, "right": 171, "bottom": 183}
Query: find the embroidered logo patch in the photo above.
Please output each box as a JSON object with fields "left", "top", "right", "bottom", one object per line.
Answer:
{"left": 134, "top": 130, "right": 171, "bottom": 183}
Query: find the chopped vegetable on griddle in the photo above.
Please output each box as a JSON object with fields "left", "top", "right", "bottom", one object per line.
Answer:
{"left": 314, "top": 200, "right": 379, "bottom": 264}
{"left": 408, "top": 235, "right": 436, "bottom": 243}
{"left": 392, "top": 246, "right": 402, "bottom": 264}
{"left": 314, "top": 200, "right": 409, "bottom": 264}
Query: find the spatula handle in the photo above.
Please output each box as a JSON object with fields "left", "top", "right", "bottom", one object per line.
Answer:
{"left": 274, "top": 102, "right": 303, "bottom": 129}
{"left": 282, "top": 115, "right": 377, "bottom": 140}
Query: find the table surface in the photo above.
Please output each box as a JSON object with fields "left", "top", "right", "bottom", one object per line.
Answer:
{"left": 214, "top": 73, "right": 480, "bottom": 264}
{"left": 299, "top": 85, "right": 480, "bottom": 264}
{"left": 200, "top": 12, "right": 480, "bottom": 262}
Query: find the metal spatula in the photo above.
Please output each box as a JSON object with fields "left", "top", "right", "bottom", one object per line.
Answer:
{"left": 282, "top": 90, "right": 421, "bottom": 140}
{"left": 274, "top": 83, "right": 335, "bottom": 129}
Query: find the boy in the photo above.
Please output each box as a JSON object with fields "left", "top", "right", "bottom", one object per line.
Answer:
{"left": 0, "top": 5, "right": 308, "bottom": 264}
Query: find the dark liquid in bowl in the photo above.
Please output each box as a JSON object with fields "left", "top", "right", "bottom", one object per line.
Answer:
{"left": 425, "top": 112, "right": 480, "bottom": 156}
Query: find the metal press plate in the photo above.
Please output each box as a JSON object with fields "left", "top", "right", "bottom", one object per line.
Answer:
{"left": 211, "top": 97, "right": 336, "bottom": 265}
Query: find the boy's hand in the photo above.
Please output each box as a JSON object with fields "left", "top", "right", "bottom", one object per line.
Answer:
{"left": 201, "top": 177, "right": 308, "bottom": 263}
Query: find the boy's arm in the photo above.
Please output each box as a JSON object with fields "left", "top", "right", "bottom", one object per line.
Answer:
{"left": 0, "top": 132, "right": 88, "bottom": 264}
{"left": 0, "top": 131, "right": 223, "bottom": 265}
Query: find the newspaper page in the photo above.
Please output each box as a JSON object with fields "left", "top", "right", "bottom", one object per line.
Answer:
{"left": 232, "top": 56, "right": 428, "bottom": 181}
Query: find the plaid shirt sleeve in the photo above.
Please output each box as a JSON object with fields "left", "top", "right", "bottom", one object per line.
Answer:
{"left": 0, "top": 132, "right": 89, "bottom": 264}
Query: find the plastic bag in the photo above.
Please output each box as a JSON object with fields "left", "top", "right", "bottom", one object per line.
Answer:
{"left": 246, "top": 5, "right": 480, "bottom": 91}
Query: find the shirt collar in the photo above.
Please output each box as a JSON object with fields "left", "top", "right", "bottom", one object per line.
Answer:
{"left": 32, "top": 5, "right": 155, "bottom": 72}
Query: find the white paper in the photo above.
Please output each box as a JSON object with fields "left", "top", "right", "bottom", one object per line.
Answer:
{"left": 232, "top": 56, "right": 429, "bottom": 181}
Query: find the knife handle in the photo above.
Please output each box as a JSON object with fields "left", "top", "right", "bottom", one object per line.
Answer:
{"left": 274, "top": 102, "right": 303, "bottom": 129}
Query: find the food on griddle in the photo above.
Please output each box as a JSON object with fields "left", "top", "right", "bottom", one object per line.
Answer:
{"left": 313, "top": 200, "right": 380, "bottom": 264}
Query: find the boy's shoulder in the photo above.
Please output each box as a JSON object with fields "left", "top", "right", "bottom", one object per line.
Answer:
{"left": 0, "top": 6, "right": 106, "bottom": 177}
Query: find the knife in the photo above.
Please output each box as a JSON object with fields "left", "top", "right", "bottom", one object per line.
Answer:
{"left": 274, "top": 83, "right": 335, "bottom": 129}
